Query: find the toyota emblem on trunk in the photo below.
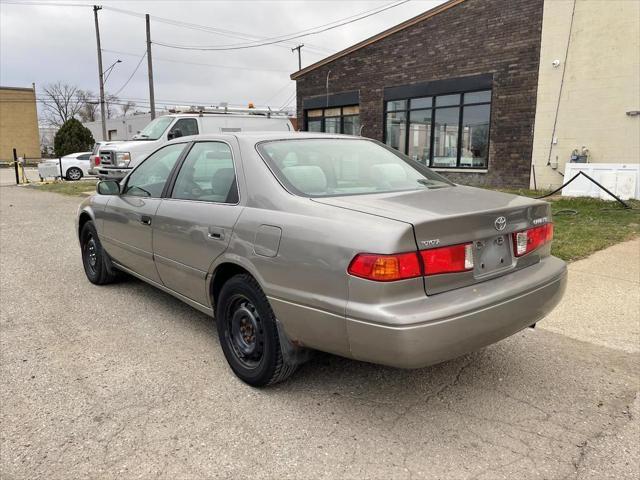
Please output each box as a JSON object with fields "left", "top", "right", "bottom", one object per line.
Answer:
{"left": 494, "top": 216, "right": 507, "bottom": 231}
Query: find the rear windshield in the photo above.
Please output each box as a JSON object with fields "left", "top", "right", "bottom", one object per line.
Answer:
{"left": 257, "top": 138, "right": 453, "bottom": 198}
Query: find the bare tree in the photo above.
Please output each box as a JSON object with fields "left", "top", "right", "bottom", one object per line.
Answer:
{"left": 121, "top": 100, "right": 136, "bottom": 117}
{"left": 77, "top": 90, "right": 99, "bottom": 123}
{"left": 105, "top": 93, "right": 121, "bottom": 119}
{"left": 41, "top": 82, "right": 84, "bottom": 127}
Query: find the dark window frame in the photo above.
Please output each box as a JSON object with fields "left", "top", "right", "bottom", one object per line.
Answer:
{"left": 383, "top": 89, "right": 493, "bottom": 170}
{"left": 304, "top": 105, "right": 360, "bottom": 135}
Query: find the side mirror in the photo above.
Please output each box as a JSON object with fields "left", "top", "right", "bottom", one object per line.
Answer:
{"left": 96, "top": 180, "right": 120, "bottom": 195}
{"left": 168, "top": 128, "right": 183, "bottom": 140}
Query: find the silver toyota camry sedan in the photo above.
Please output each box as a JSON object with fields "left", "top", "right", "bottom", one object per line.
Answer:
{"left": 77, "top": 132, "right": 567, "bottom": 386}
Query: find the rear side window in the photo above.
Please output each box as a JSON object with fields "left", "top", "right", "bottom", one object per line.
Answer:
{"left": 258, "top": 138, "right": 453, "bottom": 198}
{"left": 77, "top": 154, "right": 91, "bottom": 161}
{"left": 171, "top": 142, "right": 238, "bottom": 203}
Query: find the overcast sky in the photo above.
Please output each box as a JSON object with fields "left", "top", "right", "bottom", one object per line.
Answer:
{"left": 1, "top": 0, "right": 446, "bottom": 116}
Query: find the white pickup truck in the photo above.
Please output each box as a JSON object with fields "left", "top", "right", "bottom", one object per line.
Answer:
{"left": 92, "top": 109, "right": 293, "bottom": 180}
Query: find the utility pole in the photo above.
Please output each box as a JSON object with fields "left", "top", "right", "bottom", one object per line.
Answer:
{"left": 93, "top": 5, "right": 107, "bottom": 140}
{"left": 146, "top": 14, "right": 156, "bottom": 120}
{"left": 292, "top": 44, "right": 304, "bottom": 71}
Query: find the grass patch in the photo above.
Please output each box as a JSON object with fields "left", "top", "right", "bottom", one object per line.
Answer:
{"left": 496, "top": 189, "right": 640, "bottom": 261}
{"left": 27, "top": 180, "right": 97, "bottom": 196}
{"left": 544, "top": 197, "right": 639, "bottom": 261}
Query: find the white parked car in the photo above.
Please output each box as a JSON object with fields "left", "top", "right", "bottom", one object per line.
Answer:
{"left": 95, "top": 108, "right": 293, "bottom": 180}
{"left": 37, "top": 152, "right": 92, "bottom": 181}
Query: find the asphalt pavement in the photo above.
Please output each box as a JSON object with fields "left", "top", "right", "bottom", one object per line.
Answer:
{"left": 1, "top": 177, "right": 638, "bottom": 479}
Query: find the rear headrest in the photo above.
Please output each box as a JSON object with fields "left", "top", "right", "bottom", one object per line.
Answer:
{"left": 211, "top": 168, "right": 235, "bottom": 194}
{"left": 206, "top": 150, "right": 232, "bottom": 161}
{"left": 282, "top": 165, "right": 327, "bottom": 194}
{"left": 370, "top": 163, "right": 408, "bottom": 183}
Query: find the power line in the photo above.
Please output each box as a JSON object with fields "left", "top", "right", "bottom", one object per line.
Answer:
{"left": 0, "top": 1, "right": 89, "bottom": 6}
{"left": 100, "top": 4, "right": 332, "bottom": 55}
{"left": 3, "top": 92, "right": 283, "bottom": 110}
{"left": 3, "top": 0, "right": 410, "bottom": 55}
{"left": 263, "top": 81, "right": 294, "bottom": 106}
{"left": 112, "top": 51, "right": 147, "bottom": 97}
{"left": 145, "top": 1, "right": 411, "bottom": 51}
{"left": 102, "top": 48, "right": 291, "bottom": 73}
{"left": 278, "top": 90, "right": 297, "bottom": 111}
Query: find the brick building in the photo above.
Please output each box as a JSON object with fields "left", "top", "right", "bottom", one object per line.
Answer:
{"left": 291, "top": 0, "right": 544, "bottom": 188}
{"left": 0, "top": 85, "right": 41, "bottom": 162}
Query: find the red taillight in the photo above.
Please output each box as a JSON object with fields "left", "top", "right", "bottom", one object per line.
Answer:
{"left": 513, "top": 223, "right": 553, "bottom": 257}
{"left": 94, "top": 155, "right": 100, "bottom": 166}
{"left": 347, "top": 252, "right": 421, "bottom": 282}
{"left": 348, "top": 243, "right": 475, "bottom": 282}
{"left": 420, "top": 243, "right": 474, "bottom": 275}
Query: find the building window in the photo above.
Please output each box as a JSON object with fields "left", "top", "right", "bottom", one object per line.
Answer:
{"left": 384, "top": 90, "right": 491, "bottom": 169}
{"left": 305, "top": 105, "right": 360, "bottom": 135}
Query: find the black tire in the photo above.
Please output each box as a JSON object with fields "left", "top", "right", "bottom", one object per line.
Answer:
{"left": 80, "top": 221, "right": 119, "bottom": 285}
{"left": 216, "top": 274, "right": 297, "bottom": 387}
{"left": 66, "top": 167, "right": 83, "bottom": 181}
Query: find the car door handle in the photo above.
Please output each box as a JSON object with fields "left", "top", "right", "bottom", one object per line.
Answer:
{"left": 208, "top": 226, "right": 225, "bottom": 240}
{"left": 140, "top": 215, "right": 152, "bottom": 226}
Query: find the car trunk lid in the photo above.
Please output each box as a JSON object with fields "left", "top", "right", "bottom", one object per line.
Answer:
{"left": 313, "top": 185, "right": 552, "bottom": 294}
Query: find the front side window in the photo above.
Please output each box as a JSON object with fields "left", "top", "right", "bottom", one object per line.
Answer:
{"left": 169, "top": 118, "right": 199, "bottom": 139}
{"left": 123, "top": 143, "right": 185, "bottom": 197}
{"left": 384, "top": 89, "right": 492, "bottom": 169}
{"left": 135, "top": 116, "right": 173, "bottom": 140}
{"left": 171, "top": 142, "right": 238, "bottom": 203}
{"left": 258, "top": 138, "right": 452, "bottom": 198}
{"left": 304, "top": 105, "right": 360, "bottom": 136}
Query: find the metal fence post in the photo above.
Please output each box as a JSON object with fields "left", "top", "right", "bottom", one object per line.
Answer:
{"left": 59, "top": 157, "right": 64, "bottom": 180}
{"left": 13, "top": 148, "right": 19, "bottom": 185}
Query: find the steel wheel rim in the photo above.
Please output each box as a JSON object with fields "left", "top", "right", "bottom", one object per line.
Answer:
{"left": 83, "top": 235, "right": 98, "bottom": 275}
{"left": 225, "top": 294, "right": 264, "bottom": 369}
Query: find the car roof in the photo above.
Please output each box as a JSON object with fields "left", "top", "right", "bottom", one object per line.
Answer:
{"left": 164, "top": 131, "right": 367, "bottom": 145}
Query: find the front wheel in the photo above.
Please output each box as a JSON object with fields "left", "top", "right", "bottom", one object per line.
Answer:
{"left": 66, "top": 167, "right": 83, "bottom": 181}
{"left": 80, "top": 221, "right": 119, "bottom": 285}
{"left": 216, "top": 274, "right": 297, "bottom": 387}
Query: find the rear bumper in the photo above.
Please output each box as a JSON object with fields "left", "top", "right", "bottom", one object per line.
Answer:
{"left": 345, "top": 256, "right": 567, "bottom": 368}
{"left": 96, "top": 167, "right": 130, "bottom": 180}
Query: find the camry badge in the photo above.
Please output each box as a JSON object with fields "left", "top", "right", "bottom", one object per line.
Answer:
{"left": 421, "top": 239, "right": 440, "bottom": 248}
{"left": 494, "top": 216, "right": 507, "bottom": 231}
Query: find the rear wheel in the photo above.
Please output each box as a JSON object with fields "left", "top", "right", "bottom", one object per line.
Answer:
{"left": 216, "top": 274, "right": 297, "bottom": 387}
{"left": 80, "top": 221, "right": 119, "bottom": 285}
{"left": 66, "top": 167, "right": 83, "bottom": 181}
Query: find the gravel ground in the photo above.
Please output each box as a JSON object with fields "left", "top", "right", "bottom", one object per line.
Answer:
{"left": 1, "top": 178, "right": 638, "bottom": 480}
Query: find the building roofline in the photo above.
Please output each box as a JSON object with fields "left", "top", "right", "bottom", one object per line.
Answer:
{"left": 0, "top": 86, "right": 35, "bottom": 92}
{"left": 290, "top": 0, "right": 466, "bottom": 80}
